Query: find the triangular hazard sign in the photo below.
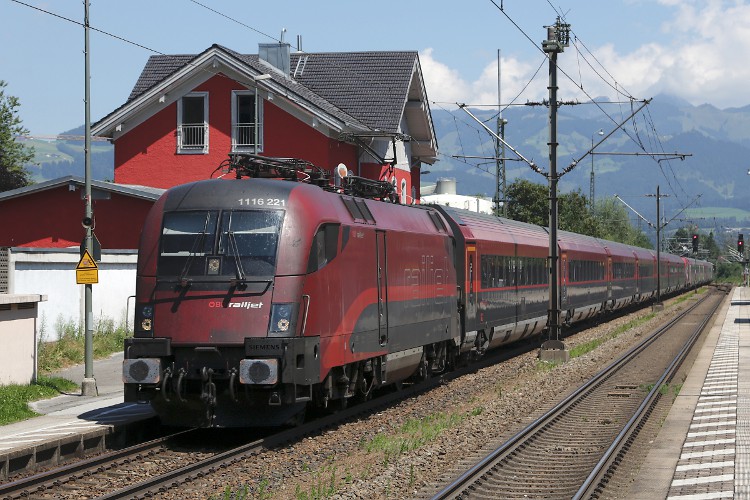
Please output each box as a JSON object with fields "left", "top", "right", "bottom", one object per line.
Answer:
{"left": 77, "top": 249, "right": 98, "bottom": 270}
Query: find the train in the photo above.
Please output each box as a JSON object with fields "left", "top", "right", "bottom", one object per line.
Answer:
{"left": 122, "top": 154, "right": 714, "bottom": 427}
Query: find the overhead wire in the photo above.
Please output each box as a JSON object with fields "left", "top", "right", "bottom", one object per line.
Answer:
{"left": 491, "top": 0, "right": 700, "bottom": 221}
{"left": 11, "top": 0, "right": 699, "bottom": 216}
{"left": 7, "top": 0, "right": 282, "bottom": 101}
{"left": 10, "top": 0, "right": 426, "bottom": 130}
{"left": 547, "top": 0, "right": 693, "bottom": 210}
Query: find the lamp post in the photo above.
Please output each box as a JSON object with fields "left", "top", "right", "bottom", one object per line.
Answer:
{"left": 590, "top": 129, "right": 603, "bottom": 211}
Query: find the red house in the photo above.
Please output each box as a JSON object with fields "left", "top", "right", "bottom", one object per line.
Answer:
{"left": 0, "top": 176, "right": 161, "bottom": 249}
{"left": 92, "top": 43, "right": 438, "bottom": 202}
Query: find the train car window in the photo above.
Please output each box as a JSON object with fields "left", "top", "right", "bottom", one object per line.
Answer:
{"left": 307, "top": 224, "right": 340, "bottom": 273}
{"left": 480, "top": 254, "right": 519, "bottom": 288}
{"left": 639, "top": 263, "right": 653, "bottom": 277}
{"left": 568, "top": 259, "right": 605, "bottom": 283}
{"left": 218, "top": 210, "right": 284, "bottom": 277}
{"left": 158, "top": 211, "right": 219, "bottom": 276}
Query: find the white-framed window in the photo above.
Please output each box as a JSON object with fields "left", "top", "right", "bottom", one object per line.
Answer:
{"left": 177, "top": 92, "right": 209, "bottom": 154}
{"left": 232, "top": 90, "right": 263, "bottom": 152}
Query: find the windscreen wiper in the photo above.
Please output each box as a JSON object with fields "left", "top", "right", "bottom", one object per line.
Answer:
{"left": 226, "top": 231, "right": 247, "bottom": 289}
{"left": 177, "top": 216, "right": 211, "bottom": 288}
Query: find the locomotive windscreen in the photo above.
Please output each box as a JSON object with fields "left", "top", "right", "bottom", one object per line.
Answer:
{"left": 158, "top": 209, "right": 284, "bottom": 278}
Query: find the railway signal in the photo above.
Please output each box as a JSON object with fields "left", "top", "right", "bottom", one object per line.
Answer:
{"left": 692, "top": 234, "right": 699, "bottom": 253}
{"left": 739, "top": 234, "right": 744, "bottom": 255}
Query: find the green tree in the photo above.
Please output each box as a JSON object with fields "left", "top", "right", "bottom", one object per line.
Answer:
{"left": 716, "top": 260, "right": 743, "bottom": 284}
{"left": 505, "top": 179, "right": 602, "bottom": 237}
{"left": 594, "top": 198, "right": 652, "bottom": 248}
{"left": 506, "top": 179, "right": 548, "bottom": 227}
{"left": 559, "top": 189, "right": 603, "bottom": 237}
{"left": 0, "top": 80, "right": 34, "bottom": 191}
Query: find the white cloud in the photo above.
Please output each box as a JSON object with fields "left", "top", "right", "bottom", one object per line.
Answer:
{"left": 422, "top": 0, "right": 750, "bottom": 110}
{"left": 419, "top": 48, "right": 472, "bottom": 106}
{"left": 420, "top": 48, "right": 547, "bottom": 109}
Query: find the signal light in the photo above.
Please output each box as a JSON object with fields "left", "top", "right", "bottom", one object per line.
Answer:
{"left": 692, "top": 234, "right": 699, "bottom": 252}
{"left": 739, "top": 234, "right": 745, "bottom": 255}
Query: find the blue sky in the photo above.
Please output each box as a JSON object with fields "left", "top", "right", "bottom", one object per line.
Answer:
{"left": 3, "top": 0, "right": 748, "bottom": 135}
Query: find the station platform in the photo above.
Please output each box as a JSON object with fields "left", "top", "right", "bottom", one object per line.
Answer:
{"left": 0, "top": 352, "right": 155, "bottom": 480}
{"left": 631, "top": 286, "right": 747, "bottom": 499}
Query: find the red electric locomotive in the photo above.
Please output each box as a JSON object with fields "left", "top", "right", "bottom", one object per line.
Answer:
{"left": 123, "top": 155, "right": 714, "bottom": 428}
{"left": 124, "top": 156, "right": 458, "bottom": 427}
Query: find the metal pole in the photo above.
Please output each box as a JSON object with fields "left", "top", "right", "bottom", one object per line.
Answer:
{"left": 501, "top": 119, "right": 507, "bottom": 217}
{"left": 539, "top": 18, "right": 570, "bottom": 361}
{"left": 547, "top": 47, "right": 560, "bottom": 343}
{"left": 655, "top": 185, "right": 662, "bottom": 306}
{"left": 589, "top": 129, "right": 602, "bottom": 211}
{"left": 590, "top": 135, "right": 594, "bottom": 209}
{"left": 82, "top": 0, "right": 97, "bottom": 396}
{"left": 494, "top": 49, "right": 501, "bottom": 216}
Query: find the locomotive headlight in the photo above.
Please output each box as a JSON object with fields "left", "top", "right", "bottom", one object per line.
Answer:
{"left": 269, "top": 303, "right": 297, "bottom": 336}
{"left": 135, "top": 304, "right": 155, "bottom": 337}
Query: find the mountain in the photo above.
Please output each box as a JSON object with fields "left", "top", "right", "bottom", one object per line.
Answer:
{"left": 23, "top": 125, "right": 114, "bottom": 183}
{"left": 24, "top": 95, "right": 750, "bottom": 231}
{"left": 427, "top": 94, "right": 750, "bottom": 231}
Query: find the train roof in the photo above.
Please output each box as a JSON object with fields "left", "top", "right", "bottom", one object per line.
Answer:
{"left": 430, "top": 205, "right": 548, "bottom": 246}
{"left": 158, "top": 177, "right": 452, "bottom": 237}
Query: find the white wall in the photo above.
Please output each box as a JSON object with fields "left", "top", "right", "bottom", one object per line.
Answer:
{"left": 420, "top": 193, "right": 495, "bottom": 214}
{"left": 8, "top": 248, "right": 137, "bottom": 342}
{"left": 0, "top": 295, "right": 45, "bottom": 385}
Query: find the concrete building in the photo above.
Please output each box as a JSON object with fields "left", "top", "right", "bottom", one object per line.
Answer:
{"left": 421, "top": 178, "right": 494, "bottom": 214}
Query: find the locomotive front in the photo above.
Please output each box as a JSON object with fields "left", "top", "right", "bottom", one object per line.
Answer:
{"left": 123, "top": 178, "right": 321, "bottom": 427}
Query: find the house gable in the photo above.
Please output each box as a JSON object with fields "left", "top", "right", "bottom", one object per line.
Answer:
{"left": 91, "top": 44, "right": 438, "bottom": 200}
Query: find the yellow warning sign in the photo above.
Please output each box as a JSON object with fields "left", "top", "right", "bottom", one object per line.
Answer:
{"left": 76, "top": 249, "right": 99, "bottom": 284}
{"left": 77, "top": 249, "right": 98, "bottom": 270}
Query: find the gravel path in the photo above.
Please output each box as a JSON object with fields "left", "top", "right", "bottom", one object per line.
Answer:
{"left": 163, "top": 292, "right": 700, "bottom": 500}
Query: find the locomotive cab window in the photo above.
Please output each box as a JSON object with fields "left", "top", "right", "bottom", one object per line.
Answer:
{"left": 217, "top": 210, "right": 283, "bottom": 277}
{"left": 159, "top": 211, "right": 219, "bottom": 276}
{"left": 158, "top": 209, "right": 283, "bottom": 278}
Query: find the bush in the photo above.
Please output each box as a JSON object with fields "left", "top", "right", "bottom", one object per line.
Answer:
{"left": 37, "top": 315, "right": 132, "bottom": 373}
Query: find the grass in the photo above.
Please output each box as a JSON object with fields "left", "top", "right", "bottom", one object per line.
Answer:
{"left": 641, "top": 382, "right": 682, "bottom": 400}
{"left": 0, "top": 315, "right": 132, "bottom": 426}
{"left": 684, "top": 206, "right": 750, "bottom": 220}
{"left": 568, "top": 311, "right": 657, "bottom": 360}
{"left": 0, "top": 376, "right": 78, "bottom": 425}
{"left": 362, "top": 411, "right": 467, "bottom": 466}
{"left": 37, "top": 316, "right": 131, "bottom": 373}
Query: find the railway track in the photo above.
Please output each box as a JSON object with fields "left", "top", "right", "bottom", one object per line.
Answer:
{"left": 0, "top": 429, "right": 218, "bottom": 499}
{"left": 0, "top": 289, "right": 717, "bottom": 498}
{"left": 0, "top": 353, "right": 488, "bottom": 498}
{"left": 429, "top": 285, "right": 728, "bottom": 499}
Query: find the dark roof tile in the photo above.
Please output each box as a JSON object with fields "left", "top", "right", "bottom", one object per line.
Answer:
{"left": 125, "top": 47, "right": 420, "bottom": 134}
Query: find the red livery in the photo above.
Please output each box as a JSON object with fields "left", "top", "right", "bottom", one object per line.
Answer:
{"left": 123, "top": 155, "right": 713, "bottom": 427}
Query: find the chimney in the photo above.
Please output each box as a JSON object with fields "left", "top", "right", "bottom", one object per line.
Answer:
{"left": 259, "top": 42, "right": 291, "bottom": 77}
